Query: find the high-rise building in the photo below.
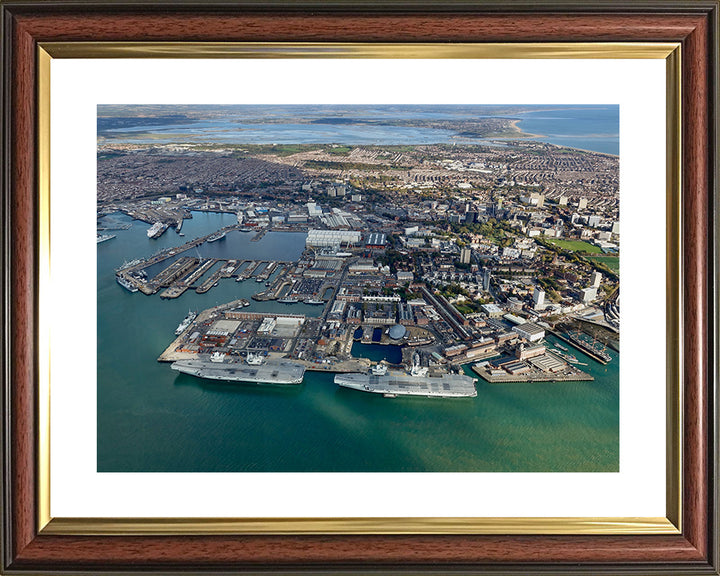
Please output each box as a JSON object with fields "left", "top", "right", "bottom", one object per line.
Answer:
{"left": 591, "top": 271, "right": 602, "bottom": 288}
{"left": 578, "top": 197, "right": 588, "bottom": 210}
{"left": 533, "top": 287, "right": 546, "bottom": 310}
{"left": 460, "top": 248, "right": 472, "bottom": 264}
{"left": 581, "top": 286, "right": 598, "bottom": 302}
{"left": 481, "top": 267, "right": 491, "bottom": 291}
{"left": 559, "top": 196, "right": 568, "bottom": 206}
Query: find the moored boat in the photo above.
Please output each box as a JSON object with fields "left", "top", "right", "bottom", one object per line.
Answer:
{"left": 175, "top": 310, "right": 197, "bottom": 335}
{"left": 147, "top": 222, "right": 167, "bottom": 239}
{"left": 116, "top": 275, "right": 138, "bottom": 293}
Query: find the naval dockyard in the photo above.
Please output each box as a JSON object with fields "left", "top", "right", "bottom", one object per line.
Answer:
{"left": 100, "top": 122, "right": 619, "bottom": 399}
{"left": 105, "top": 197, "right": 617, "bottom": 399}
{"left": 97, "top": 105, "right": 622, "bottom": 474}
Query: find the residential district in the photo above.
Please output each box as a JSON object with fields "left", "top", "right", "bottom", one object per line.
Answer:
{"left": 100, "top": 140, "right": 619, "bottom": 398}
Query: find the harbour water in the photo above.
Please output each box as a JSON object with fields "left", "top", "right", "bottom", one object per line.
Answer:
{"left": 513, "top": 106, "right": 619, "bottom": 155}
{"left": 98, "top": 212, "right": 619, "bottom": 472}
{"left": 99, "top": 105, "right": 619, "bottom": 155}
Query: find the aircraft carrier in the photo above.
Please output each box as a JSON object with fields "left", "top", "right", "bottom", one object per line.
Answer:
{"left": 171, "top": 355, "right": 305, "bottom": 385}
{"left": 334, "top": 369, "right": 477, "bottom": 398}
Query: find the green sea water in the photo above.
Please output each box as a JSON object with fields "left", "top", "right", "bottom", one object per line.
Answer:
{"left": 97, "top": 212, "right": 619, "bottom": 472}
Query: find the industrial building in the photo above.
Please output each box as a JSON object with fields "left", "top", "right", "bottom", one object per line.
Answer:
{"left": 512, "top": 322, "right": 546, "bottom": 343}
{"left": 306, "top": 229, "right": 362, "bottom": 248}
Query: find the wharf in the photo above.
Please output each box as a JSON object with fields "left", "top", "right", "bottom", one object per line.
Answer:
{"left": 549, "top": 329, "right": 611, "bottom": 365}
{"left": 255, "top": 261, "right": 278, "bottom": 282}
{"left": 471, "top": 350, "right": 594, "bottom": 384}
{"left": 295, "top": 357, "right": 372, "bottom": 374}
{"left": 117, "top": 224, "right": 238, "bottom": 276}
{"left": 251, "top": 228, "right": 269, "bottom": 242}
{"left": 220, "top": 260, "right": 240, "bottom": 278}
{"left": 252, "top": 273, "right": 293, "bottom": 301}
{"left": 98, "top": 222, "right": 131, "bottom": 231}
{"left": 196, "top": 260, "right": 228, "bottom": 294}
{"left": 158, "top": 299, "right": 251, "bottom": 362}
{"left": 159, "top": 284, "right": 190, "bottom": 299}
{"left": 153, "top": 257, "right": 198, "bottom": 288}
{"left": 236, "top": 261, "right": 260, "bottom": 281}
{"left": 183, "top": 259, "right": 217, "bottom": 286}
{"left": 230, "top": 260, "right": 249, "bottom": 276}
{"left": 471, "top": 363, "right": 594, "bottom": 383}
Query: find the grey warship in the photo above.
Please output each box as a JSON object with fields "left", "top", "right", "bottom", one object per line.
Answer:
{"left": 171, "top": 353, "right": 305, "bottom": 385}
{"left": 335, "top": 358, "right": 477, "bottom": 398}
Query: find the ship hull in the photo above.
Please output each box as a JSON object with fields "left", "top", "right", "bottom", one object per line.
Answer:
{"left": 116, "top": 275, "right": 138, "bottom": 293}
{"left": 334, "top": 372, "right": 477, "bottom": 398}
{"left": 171, "top": 358, "right": 305, "bottom": 385}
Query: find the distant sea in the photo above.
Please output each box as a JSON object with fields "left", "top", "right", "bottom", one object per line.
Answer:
{"left": 98, "top": 105, "right": 619, "bottom": 155}
{"left": 98, "top": 212, "right": 619, "bottom": 472}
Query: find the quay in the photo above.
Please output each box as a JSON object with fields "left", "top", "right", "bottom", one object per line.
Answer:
{"left": 549, "top": 329, "right": 611, "bottom": 365}
{"left": 153, "top": 257, "right": 198, "bottom": 288}
{"left": 255, "top": 261, "right": 278, "bottom": 282}
{"left": 251, "top": 228, "right": 269, "bottom": 242}
{"left": 472, "top": 363, "right": 594, "bottom": 383}
{"left": 471, "top": 349, "right": 594, "bottom": 384}
{"left": 183, "top": 259, "right": 217, "bottom": 286}
{"left": 196, "top": 260, "right": 228, "bottom": 294}
{"left": 236, "top": 261, "right": 260, "bottom": 281}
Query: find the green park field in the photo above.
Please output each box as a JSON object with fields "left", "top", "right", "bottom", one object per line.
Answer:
{"left": 545, "top": 238, "right": 604, "bottom": 254}
{"left": 586, "top": 255, "right": 620, "bottom": 273}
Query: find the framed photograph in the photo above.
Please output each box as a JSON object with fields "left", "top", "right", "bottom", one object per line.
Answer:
{"left": 2, "top": 1, "right": 717, "bottom": 574}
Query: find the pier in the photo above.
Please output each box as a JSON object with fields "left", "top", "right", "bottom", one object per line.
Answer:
{"left": 153, "top": 257, "right": 198, "bottom": 288}
{"left": 236, "top": 261, "right": 260, "bottom": 281}
{"left": 549, "top": 329, "right": 611, "bottom": 365}
{"left": 471, "top": 351, "right": 594, "bottom": 383}
{"left": 196, "top": 260, "right": 228, "bottom": 294}
{"left": 251, "top": 228, "right": 269, "bottom": 242}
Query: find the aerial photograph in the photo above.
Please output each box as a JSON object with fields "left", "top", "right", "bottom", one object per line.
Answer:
{"left": 97, "top": 104, "right": 620, "bottom": 473}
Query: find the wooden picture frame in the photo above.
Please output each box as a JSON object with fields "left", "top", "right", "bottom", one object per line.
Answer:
{"left": 1, "top": 1, "right": 717, "bottom": 573}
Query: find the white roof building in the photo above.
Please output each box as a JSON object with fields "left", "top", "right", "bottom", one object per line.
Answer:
{"left": 512, "top": 322, "right": 545, "bottom": 343}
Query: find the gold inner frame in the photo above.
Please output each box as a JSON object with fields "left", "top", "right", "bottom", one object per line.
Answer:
{"left": 36, "top": 42, "right": 682, "bottom": 536}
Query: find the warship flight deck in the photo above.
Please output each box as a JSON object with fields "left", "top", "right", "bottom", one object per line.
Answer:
{"left": 171, "top": 357, "right": 306, "bottom": 385}
{"left": 334, "top": 371, "right": 477, "bottom": 398}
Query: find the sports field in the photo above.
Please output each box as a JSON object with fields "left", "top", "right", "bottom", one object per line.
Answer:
{"left": 545, "top": 238, "right": 604, "bottom": 254}
{"left": 586, "top": 255, "right": 620, "bottom": 273}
